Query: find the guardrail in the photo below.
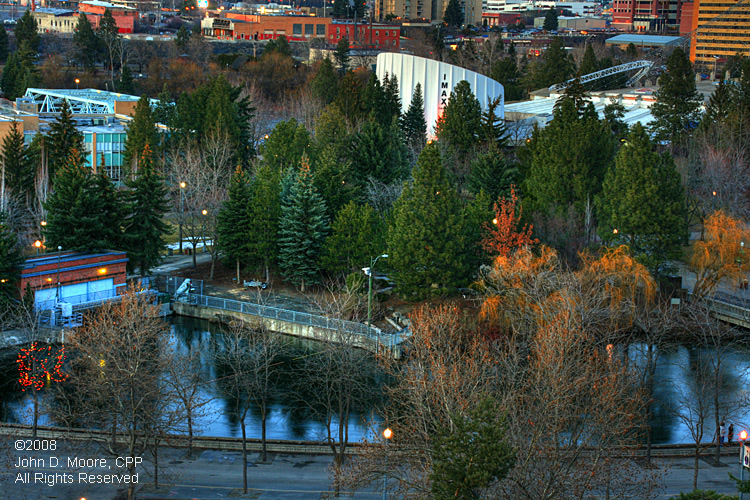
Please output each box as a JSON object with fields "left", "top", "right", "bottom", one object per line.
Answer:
{"left": 704, "top": 296, "right": 750, "bottom": 328}
{"left": 184, "top": 293, "right": 410, "bottom": 351}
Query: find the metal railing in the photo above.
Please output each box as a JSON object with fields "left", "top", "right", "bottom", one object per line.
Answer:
{"left": 186, "top": 293, "right": 410, "bottom": 349}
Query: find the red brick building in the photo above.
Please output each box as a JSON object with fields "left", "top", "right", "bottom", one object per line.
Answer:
{"left": 611, "top": 0, "right": 685, "bottom": 32}
{"left": 327, "top": 20, "right": 400, "bottom": 49}
{"left": 20, "top": 251, "right": 128, "bottom": 310}
{"left": 79, "top": 0, "right": 136, "bottom": 34}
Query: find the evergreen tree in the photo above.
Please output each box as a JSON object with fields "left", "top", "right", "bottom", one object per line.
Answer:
{"left": 263, "top": 35, "right": 291, "bottom": 58}
{"left": 73, "top": 13, "right": 99, "bottom": 69}
{"left": 92, "top": 157, "right": 124, "bottom": 250}
{"left": 174, "top": 25, "right": 191, "bottom": 50}
{"left": 261, "top": 118, "right": 312, "bottom": 172}
{"left": 123, "top": 95, "right": 158, "bottom": 175}
{"left": 463, "top": 189, "right": 493, "bottom": 272}
{"left": 382, "top": 73, "right": 401, "bottom": 123}
{"left": 311, "top": 58, "right": 339, "bottom": 105}
{"left": 335, "top": 70, "right": 367, "bottom": 122}
{"left": 277, "top": 157, "right": 329, "bottom": 291}
{"left": 625, "top": 42, "right": 638, "bottom": 60}
{"left": 701, "top": 79, "right": 735, "bottom": 129}
{"left": 218, "top": 166, "right": 253, "bottom": 283}
{"left": 579, "top": 43, "right": 598, "bottom": 76}
{"left": 523, "top": 97, "right": 615, "bottom": 214}
{"left": 44, "top": 151, "right": 119, "bottom": 252}
{"left": 46, "top": 99, "right": 85, "bottom": 182}
{"left": 650, "top": 47, "right": 703, "bottom": 147}
{"left": 401, "top": 83, "right": 427, "bottom": 152}
{"left": 467, "top": 149, "right": 517, "bottom": 201}
{"left": 527, "top": 37, "right": 574, "bottom": 89}
{"left": 314, "top": 105, "right": 349, "bottom": 157}
{"left": 543, "top": 8, "right": 558, "bottom": 31}
{"left": 431, "top": 399, "right": 516, "bottom": 500}
{"left": 248, "top": 163, "right": 281, "bottom": 281}
{"left": 490, "top": 56, "right": 524, "bottom": 101}
{"left": 118, "top": 65, "right": 135, "bottom": 94}
{"left": 443, "top": 0, "right": 464, "bottom": 28}
{"left": 0, "top": 211, "right": 23, "bottom": 312}
{"left": 0, "top": 51, "right": 20, "bottom": 99}
{"left": 0, "top": 24, "right": 9, "bottom": 63}
{"left": 479, "top": 96, "right": 507, "bottom": 149}
{"left": 15, "top": 10, "right": 40, "bottom": 52}
{"left": 123, "top": 145, "right": 170, "bottom": 275}
{"left": 320, "top": 201, "right": 384, "bottom": 275}
{"left": 436, "top": 80, "right": 482, "bottom": 158}
{"left": 152, "top": 84, "right": 174, "bottom": 126}
{"left": 597, "top": 123, "right": 687, "bottom": 275}
{"left": 346, "top": 117, "right": 409, "bottom": 188}
{"left": 388, "top": 143, "right": 467, "bottom": 300}
{"left": 314, "top": 143, "right": 356, "bottom": 217}
{"left": 2, "top": 120, "right": 33, "bottom": 206}
{"left": 334, "top": 38, "right": 350, "bottom": 76}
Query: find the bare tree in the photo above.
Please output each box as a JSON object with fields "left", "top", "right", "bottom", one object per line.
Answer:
{"left": 55, "top": 288, "right": 177, "bottom": 500}
{"left": 213, "top": 319, "right": 283, "bottom": 492}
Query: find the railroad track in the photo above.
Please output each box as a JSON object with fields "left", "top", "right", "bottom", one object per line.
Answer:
{"left": 0, "top": 423, "right": 741, "bottom": 458}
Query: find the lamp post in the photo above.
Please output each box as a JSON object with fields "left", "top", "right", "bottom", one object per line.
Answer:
{"left": 201, "top": 209, "right": 207, "bottom": 253}
{"left": 744, "top": 434, "right": 748, "bottom": 500}
{"left": 75, "top": 78, "right": 80, "bottom": 89}
{"left": 382, "top": 427, "right": 393, "bottom": 500}
{"left": 363, "top": 254, "right": 388, "bottom": 328}
{"left": 34, "top": 240, "right": 42, "bottom": 255}
{"left": 179, "top": 181, "right": 186, "bottom": 254}
{"left": 56, "top": 246, "right": 62, "bottom": 302}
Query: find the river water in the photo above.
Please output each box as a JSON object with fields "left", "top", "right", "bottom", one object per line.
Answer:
{"left": 2, "top": 316, "right": 750, "bottom": 445}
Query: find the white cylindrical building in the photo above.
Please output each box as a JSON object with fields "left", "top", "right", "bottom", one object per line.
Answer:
{"left": 376, "top": 52, "right": 504, "bottom": 137}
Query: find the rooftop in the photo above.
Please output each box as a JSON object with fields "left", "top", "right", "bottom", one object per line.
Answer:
{"left": 80, "top": 0, "right": 136, "bottom": 10}
{"left": 34, "top": 7, "right": 75, "bottom": 15}
{"left": 604, "top": 34, "right": 684, "bottom": 47}
{"left": 22, "top": 88, "right": 153, "bottom": 115}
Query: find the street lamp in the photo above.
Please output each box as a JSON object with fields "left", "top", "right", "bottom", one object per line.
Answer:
{"left": 179, "top": 181, "right": 186, "bottom": 254}
{"left": 740, "top": 429, "right": 748, "bottom": 500}
{"left": 382, "top": 428, "right": 393, "bottom": 500}
{"left": 363, "top": 254, "right": 388, "bottom": 328}
{"left": 56, "top": 246, "right": 62, "bottom": 302}
{"left": 34, "top": 240, "right": 42, "bottom": 254}
{"left": 75, "top": 78, "right": 80, "bottom": 89}
{"left": 201, "top": 209, "right": 207, "bottom": 253}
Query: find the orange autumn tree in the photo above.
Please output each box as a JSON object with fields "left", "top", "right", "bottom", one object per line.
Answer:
{"left": 482, "top": 185, "right": 538, "bottom": 258}
{"left": 691, "top": 210, "right": 750, "bottom": 301}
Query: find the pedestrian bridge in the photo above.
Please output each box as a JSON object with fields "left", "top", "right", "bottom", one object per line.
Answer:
{"left": 172, "top": 293, "right": 409, "bottom": 359}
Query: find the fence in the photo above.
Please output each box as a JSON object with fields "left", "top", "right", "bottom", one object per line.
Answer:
{"left": 186, "top": 293, "right": 410, "bottom": 351}
{"left": 166, "top": 276, "right": 204, "bottom": 296}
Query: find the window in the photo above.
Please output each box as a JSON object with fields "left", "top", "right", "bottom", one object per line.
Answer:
{"left": 317, "top": 23, "right": 325, "bottom": 35}
{"left": 337, "top": 27, "right": 340, "bottom": 34}
{"left": 305, "top": 24, "right": 313, "bottom": 35}
{"left": 375, "top": 30, "right": 379, "bottom": 36}
{"left": 293, "top": 23, "right": 302, "bottom": 35}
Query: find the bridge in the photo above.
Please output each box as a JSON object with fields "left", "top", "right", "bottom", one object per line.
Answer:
{"left": 549, "top": 60, "right": 654, "bottom": 92}
{"left": 172, "top": 293, "right": 409, "bottom": 359}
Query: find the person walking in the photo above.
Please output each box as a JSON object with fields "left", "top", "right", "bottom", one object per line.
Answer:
{"left": 729, "top": 423, "right": 735, "bottom": 445}
{"left": 720, "top": 422, "right": 726, "bottom": 445}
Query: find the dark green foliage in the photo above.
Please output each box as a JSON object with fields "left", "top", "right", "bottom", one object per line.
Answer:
{"left": 579, "top": 43, "right": 598, "bottom": 75}
{"left": 443, "top": 0, "right": 464, "bottom": 28}
{"left": 1, "top": 47, "right": 38, "bottom": 100}
{"left": 526, "top": 38, "right": 574, "bottom": 89}
{"left": 248, "top": 163, "right": 281, "bottom": 278}
{"left": 523, "top": 97, "right": 614, "bottom": 214}
{"left": 401, "top": 83, "right": 427, "bottom": 153}
{"left": 0, "top": 25, "right": 9, "bottom": 63}
{"left": 668, "top": 490, "right": 736, "bottom": 500}
{"left": 98, "top": 8, "right": 120, "bottom": 65}
{"left": 263, "top": 35, "right": 291, "bottom": 58}
{"left": 0, "top": 212, "right": 23, "bottom": 311}
{"left": 15, "top": 10, "right": 40, "bottom": 52}
{"left": 333, "top": 0, "right": 364, "bottom": 18}
{"left": 123, "top": 95, "right": 158, "bottom": 175}
{"left": 73, "top": 13, "right": 99, "bottom": 69}
{"left": 479, "top": 96, "right": 507, "bottom": 149}
{"left": 650, "top": 48, "right": 702, "bottom": 147}
{"left": 314, "top": 144, "right": 356, "bottom": 217}
{"left": 468, "top": 149, "right": 517, "bottom": 201}
{"left": 217, "top": 166, "right": 253, "bottom": 280}
{"left": 388, "top": 143, "right": 467, "bottom": 299}
{"left": 363, "top": 72, "right": 400, "bottom": 127}
{"left": 626, "top": 42, "right": 638, "bottom": 60}
{"left": 123, "top": 145, "right": 170, "bottom": 275}
{"left": 346, "top": 118, "right": 409, "bottom": 187}
{"left": 261, "top": 118, "right": 312, "bottom": 172}
{"left": 174, "top": 25, "right": 191, "bottom": 50}
{"left": 554, "top": 77, "right": 590, "bottom": 115}
{"left": 431, "top": 399, "right": 516, "bottom": 500}
{"left": 597, "top": 123, "right": 687, "bottom": 275}
{"left": 153, "top": 84, "right": 174, "bottom": 127}
{"left": 335, "top": 70, "right": 368, "bottom": 123}
{"left": 2, "top": 120, "right": 33, "bottom": 206}
{"left": 334, "top": 39, "right": 350, "bottom": 76}
{"left": 118, "top": 65, "right": 135, "bottom": 94}
{"left": 701, "top": 80, "right": 735, "bottom": 126}
{"left": 44, "top": 152, "right": 123, "bottom": 252}
{"left": 311, "top": 58, "right": 339, "bottom": 105}
{"left": 46, "top": 100, "right": 85, "bottom": 182}
{"left": 464, "top": 189, "right": 493, "bottom": 271}
{"left": 321, "top": 201, "right": 384, "bottom": 275}
{"left": 278, "top": 158, "right": 329, "bottom": 289}
{"left": 437, "top": 80, "right": 482, "bottom": 158}
{"left": 543, "top": 8, "right": 558, "bottom": 31}
{"left": 92, "top": 158, "right": 125, "bottom": 250}
{"left": 604, "top": 100, "right": 628, "bottom": 138}
{"left": 490, "top": 56, "right": 524, "bottom": 102}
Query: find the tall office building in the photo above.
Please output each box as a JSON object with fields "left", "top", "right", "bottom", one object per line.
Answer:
{"left": 611, "top": 0, "right": 685, "bottom": 31}
{"left": 689, "top": 0, "right": 750, "bottom": 67}
{"left": 380, "top": 0, "right": 481, "bottom": 24}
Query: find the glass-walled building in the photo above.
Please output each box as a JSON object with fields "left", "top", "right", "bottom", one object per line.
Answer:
{"left": 82, "top": 125, "right": 128, "bottom": 183}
